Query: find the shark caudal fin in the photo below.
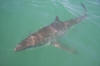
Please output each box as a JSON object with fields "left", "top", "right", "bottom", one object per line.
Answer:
{"left": 65, "top": 3, "right": 87, "bottom": 27}
{"left": 81, "top": 3, "right": 87, "bottom": 16}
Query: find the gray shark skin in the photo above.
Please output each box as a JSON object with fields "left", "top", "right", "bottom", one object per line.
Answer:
{"left": 15, "top": 3, "right": 87, "bottom": 53}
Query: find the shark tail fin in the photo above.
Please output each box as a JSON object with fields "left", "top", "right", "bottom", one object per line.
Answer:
{"left": 65, "top": 3, "right": 88, "bottom": 27}
{"left": 81, "top": 3, "right": 87, "bottom": 16}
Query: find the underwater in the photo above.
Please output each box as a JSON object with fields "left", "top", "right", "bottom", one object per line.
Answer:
{"left": 0, "top": 0, "right": 100, "bottom": 66}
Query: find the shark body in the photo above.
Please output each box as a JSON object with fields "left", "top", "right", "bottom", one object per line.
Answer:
{"left": 15, "top": 3, "right": 87, "bottom": 53}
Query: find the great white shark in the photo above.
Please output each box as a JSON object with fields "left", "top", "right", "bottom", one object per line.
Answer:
{"left": 14, "top": 3, "right": 87, "bottom": 53}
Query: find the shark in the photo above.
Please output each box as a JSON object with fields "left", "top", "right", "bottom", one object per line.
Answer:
{"left": 14, "top": 3, "right": 87, "bottom": 53}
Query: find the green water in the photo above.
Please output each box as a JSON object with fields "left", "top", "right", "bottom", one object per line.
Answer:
{"left": 0, "top": 0, "right": 100, "bottom": 66}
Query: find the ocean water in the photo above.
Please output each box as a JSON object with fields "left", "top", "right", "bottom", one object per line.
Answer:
{"left": 0, "top": 0, "right": 100, "bottom": 66}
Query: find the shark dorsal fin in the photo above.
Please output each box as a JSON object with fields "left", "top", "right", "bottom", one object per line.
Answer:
{"left": 55, "top": 16, "right": 60, "bottom": 22}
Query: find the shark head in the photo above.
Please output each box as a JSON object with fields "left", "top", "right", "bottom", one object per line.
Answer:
{"left": 14, "top": 35, "right": 37, "bottom": 52}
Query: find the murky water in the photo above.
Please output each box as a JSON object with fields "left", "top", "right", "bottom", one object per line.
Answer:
{"left": 0, "top": 0, "right": 100, "bottom": 66}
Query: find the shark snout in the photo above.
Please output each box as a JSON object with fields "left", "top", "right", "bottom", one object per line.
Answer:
{"left": 14, "top": 44, "right": 25, "bottom": 52}
{"left": 14, "top": 41, "right": 36, "bottom": 52}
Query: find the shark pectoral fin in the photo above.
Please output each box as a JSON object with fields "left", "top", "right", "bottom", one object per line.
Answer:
{"left": 52, "top": 41, "right": 77, "bottom": 54}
